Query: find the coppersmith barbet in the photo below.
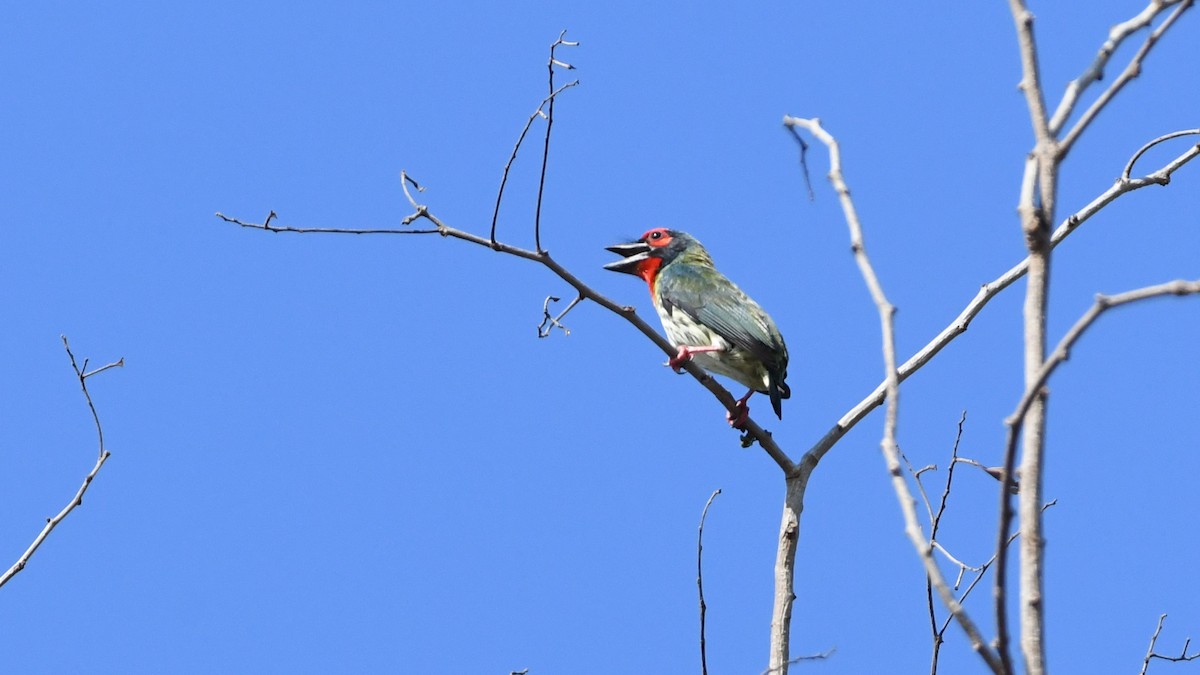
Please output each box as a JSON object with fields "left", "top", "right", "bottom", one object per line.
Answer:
{"left": 604, "top": 228, "right": 790, "bottom": 427}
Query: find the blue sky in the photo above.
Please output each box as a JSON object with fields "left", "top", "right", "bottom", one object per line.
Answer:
{"left": 2, "top": 2, "right": 1198, "bottom": 673}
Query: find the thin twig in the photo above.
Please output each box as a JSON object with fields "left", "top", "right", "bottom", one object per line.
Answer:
{"left": 534, "top": 31, "right": 578, "bottom": 253}
{"left": 491, "top": 74, "right": 579, "bottom": 248}
{"left": 537, "top": 293, "right": 583, "bottom": 338}
{"left": 0, "top": 337, "right": 123, "bottom": 589}
{"left": 1141, "top": 613, "right": 1200, "bottom": 675}
{"left": 784, "top": 126, "right": 815, "bottom": 202}
{"left": 216, "top": 212, "right": 439, "bottom": 235}
{"left": 760, "top": 648, "right": 836, "bottom": 675}
{"left": 953, "top": 457, "right": 1016, "bottom": 492}
{"left": 927, "top": 411, "right": 967, "bottom": 675}
{"left": 1123, "top": 129, "right": 1200, "bottom": 180}
{"left": 698, "top": 489, "right": 721, "bottom": 675}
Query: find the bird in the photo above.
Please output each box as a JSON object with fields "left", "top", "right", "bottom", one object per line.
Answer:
{"left": 604, "top": 227, "right": 790, "bottom": 428}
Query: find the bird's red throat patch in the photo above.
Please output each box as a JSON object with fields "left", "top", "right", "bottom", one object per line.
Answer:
{"left": 638, "top": 257, "right": 663, "bottom": 297}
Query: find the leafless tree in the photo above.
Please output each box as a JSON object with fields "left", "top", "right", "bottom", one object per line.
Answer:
{"left": 220, "top": 3, "right": 1200, "bottom": 672}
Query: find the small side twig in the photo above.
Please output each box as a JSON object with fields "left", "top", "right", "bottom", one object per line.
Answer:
{"left": 698, "top": 489, "right": 721, "bottom": 675}
{"left": 0, "top": 336, "right": 123, "bottom": 590}
{"left": 1140, "top": 614, "right": 1200, "bottom": 675}
{"left": 760, "top": 648, "right": 836, "bottom": 675}
{"left": 784, "top": 125, "right": 815, "bottom": 202}
{"left": 1123, "top": 129, "right": 1200, "bottom": 181}
{"left": 927, "top": 411, "right": 967, "bottom": 675}
{"left": 534, "top": 30, "right": 579, "bottom": 253}
{"left": 536, "top": 293, "right": 583, "bottom": 338}
{"left": 491, "top": 31, "right": 579, "bottom": 250}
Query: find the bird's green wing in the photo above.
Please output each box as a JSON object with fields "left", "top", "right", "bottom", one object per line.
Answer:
{"left": 658, "top": 262, "right": 786, "bottom": 368}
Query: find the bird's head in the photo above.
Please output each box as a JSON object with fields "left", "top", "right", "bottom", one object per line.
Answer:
{"left": 603, "top": 228, "right": 709, "bottom": 283}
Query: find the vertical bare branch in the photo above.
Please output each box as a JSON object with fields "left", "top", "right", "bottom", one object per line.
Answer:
{"left": 768, "top": 471, "right": 803, "bottom": 675}
{"left": 534, "top": 31, "right": 578, "bottom": 253}
{"left": 489, "top": 67, "right": 579, "bottom": 248}
{"left": 0, "top": 337, "right": 123, "bottom": 590}
{"left": 697, "top": 489, "right": 721, "bottom": 675}
{"left": 924, "top": 411, "right": 968, "bottom": 675}
{"left": 1004, "top": 4, "right": 1062, "bottom": 672}
{"left": 785, "top": 117, "right": 1001, "bottom": 674}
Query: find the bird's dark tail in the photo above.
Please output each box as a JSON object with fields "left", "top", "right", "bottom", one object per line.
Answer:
{"left": 768, "top": 370, "right": 790, "bottom": 420}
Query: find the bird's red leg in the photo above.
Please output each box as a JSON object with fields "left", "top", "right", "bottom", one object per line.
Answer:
{"left": 726, "top": 389, "right": 755, "bottom": 429}
{"left": 667, "top": 345, "right": 724, "bottom": 372}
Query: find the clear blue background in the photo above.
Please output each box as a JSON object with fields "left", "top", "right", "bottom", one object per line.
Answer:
{"left": 2, "top": 2, "right": 1197, "bottom": 673}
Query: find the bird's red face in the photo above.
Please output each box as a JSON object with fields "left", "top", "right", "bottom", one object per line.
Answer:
{"left": 603, "top": 228, "right": 677, "bottom": 292}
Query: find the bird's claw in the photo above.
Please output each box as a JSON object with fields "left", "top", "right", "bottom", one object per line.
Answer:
{"left": 667, "top": 346, "right": 693, "bottom": 372}
{"left": 726, "top": 401, "right": 750, "bottom": 430}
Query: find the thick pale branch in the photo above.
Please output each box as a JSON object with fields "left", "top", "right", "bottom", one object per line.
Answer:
{"left": 1008, "top": 0, "right": 1054, "bottom": 150}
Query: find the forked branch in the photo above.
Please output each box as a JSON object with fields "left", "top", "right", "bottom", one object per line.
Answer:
{"left": 785, "top": 116, "right": 1002, "bottom": 674}
{"left": 0, "top": 337, "right": 123, "bottom": 590}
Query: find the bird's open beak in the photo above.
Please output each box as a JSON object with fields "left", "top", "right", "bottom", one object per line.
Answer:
{"left": 603, "top": 240, "right": 651, "bottom": 276}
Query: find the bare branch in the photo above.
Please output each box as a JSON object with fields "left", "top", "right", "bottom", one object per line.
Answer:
{"left": 698, "top": 489, "right": 721, "bottom": 675}
{"left": 216, "top": 211, "right": 439, "bottom": 235}
{"left": 0, "top": 337, "right": 122, "bottom": 590}
{"left": 1123, "top": 129, "right": 1200, "bottom": 180}
{"left": 931, "top": 412, "right": 967, "bottom": 542}
{"left": 782, "top": 121, "right": 1199, "bottom": 523}
{"left": 1007, "top": 0, "right": 1054, "bottom": 151}
{"left": 783, "top": 125, "right": 815, "bottom": 202}
{"left": 533, "top": 31, "right": 579, "bottom": 253}
{"left": 953, "top": 457, "right": 1018, "bottom": 492}
{"left": 788, "top": 116, "right": 1003, "bottom": 674}
{"left": 1056, "top": 1, "right": 1193, "bottom": 154}
{"left": 1141, "top": 614, "right": 1200, "bottom": 675}
{"left": 996, "top": 279, "right": 1200, "bottom": 674}
{"left": 537, "top": 293, "right": 583, "bottom": 338}
{"left": 760, "top": 648, "right": 836, "bottom": 675}
{"left": 491, "top": 75, "right": 579, "bottom": 249}
{"left": 1003, "top": 278, "right": 1200, "bottom": 459}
